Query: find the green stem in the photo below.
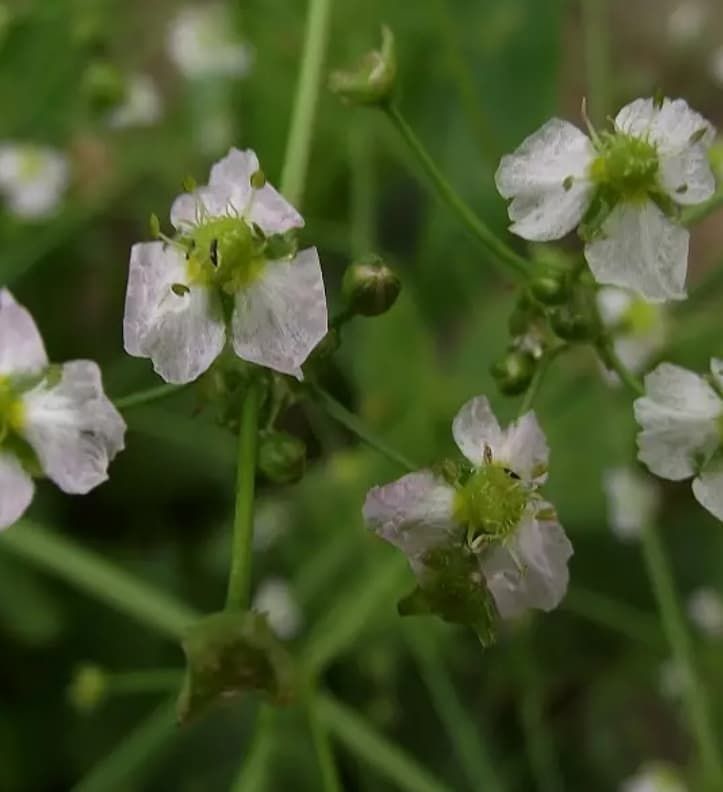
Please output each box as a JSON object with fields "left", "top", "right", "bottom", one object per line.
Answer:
{"left": 349, "top": 123, "right": 375, "bottom": 257}
{"left": 518, "top": 346, "right": 566, "bottom": 416}
{"left": 596, "top": 339, "right": 644, "bottom": 396}
{"left": 640, "top": 521, "right": 723, "bottom": 787}
{"left": 279, "top": 0, "right": 334, "bottom": 205}
{"left": 683, "top": 189, "right": 723, "bottom": 226}
{"left": 383, "top": 103, "right": 528, "bottom": 280}
{"left": 309, "top": 384, "right": 417, "bottom": 472}
{"left": 107, "top": 669, "right": 182, "bottom": 695}
{"left": 231, "top": 705, "right": 276, "bottom": 792}
{"left": 72, "top": 698, "right": 177, "bottom": 792}
{"left": 0, "top": 521, "right": 198, "bottom": 640}
{"left": 581, "top": 0, "right": 610, "bottom": 127}
{"left": 225, "top": 381, "right": 261, "bottom": 610}
{"left": 318, "top": 693, "right": 453, "bottom": 792}
{"left": 114, "top": 383, "right": 188, "bottom": 412}
{"left": 303, "top": 680, "right": 343, "bottom": 792}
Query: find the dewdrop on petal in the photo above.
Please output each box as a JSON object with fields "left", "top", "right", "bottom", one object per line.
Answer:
{"left": 0, "top": 290, "right": 126, "bottom": 530}
{"left": 603, "top": 467, "right": 660, "bottom": 541}
{"left": 687, "top": 587, "right": 723, "bottom": 638}
{"left": 0, "top": 143, "right": 70, "bottom": 220}
{"left": 252, "top": 578, "right": 302, "bottom": 639}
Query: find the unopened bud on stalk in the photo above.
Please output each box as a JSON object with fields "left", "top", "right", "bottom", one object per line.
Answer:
{"left": 259, "top": 431, "right": 306, "bottom": 485}
{"left": 530, "top": 271, "right": 570, "bottom": 305}
{"left": 549, "top": 306, "right": 597, "bottom": 341}
{"left": 491, "top": 350, "right": 536, "bottom": 396}
{"left": 342, "top": 255, "right": 401, "bottom": 317}
{"left": 329, "top": 26, "right": 396, "bottom": 107}
{"left": 68, "top": 664, "right": 107, "bottom": 714}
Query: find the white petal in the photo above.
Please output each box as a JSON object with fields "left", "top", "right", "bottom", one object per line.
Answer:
{"left": 479, "top": 502, "right": 572, "bottom": 619}
{"left": 634, "top": 363, "right": 722, "bottom": 480}
{"left": 209, "top": 148, "right": 304, "bottom": 235}
{"left": 123, "top": 242, "right": 226, "bottom": 384}
{"left": 0, "top": 289, "right": 48, "bottom": 379}
{"left": 495, "top": 119, "right": 594, "bottom": 241}
{"left": 710, "top": 358, "right": 723, "bottom": 391}
{"left": 106, "top": 74, "right": 162, "bottom": 130}
{"left": 603, "top": 467, "right": 659, "bottom": 540}
{"left": 585, "top": 201, "right": 689, "bottom": 302}
{"left": 0, "top": 452, "right": 34, "bottom": 529}
{"left": 687, "top": 587, "right": 723, "bottom": 637}
{"left": 22, "top": 361, "right": 126, "bottom": 495}
{"left": 615, "top": 97, "right": 716, "bottom": 153}
{"left": 252, "top": 578, "right": 302, "bottom": 639}
{"left": 692, "top": 457, "right": 723, "bottom": 521}
{"left": 170, "top": 186, "right": 230, "bottom": 231}
{"left": 231, "top": 247, "right": 327, "bottom": 377}
{"left": 659, "top": 145, "right": 715, "bottom": 205}
{"left": 452, "top": 395, "right": 503, "bottom": 467}
{"left": 596, "top": 286, "right": 634, "bottom": 327}
{"left": 363, "top": 471, "right": 457, "bottom": 559}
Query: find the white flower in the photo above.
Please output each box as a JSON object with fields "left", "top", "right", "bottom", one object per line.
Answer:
{"left": 0, "top": 143, "right": 70, "bottom": 219}
{"left": 634, "top": 360, "right": 723, "bottom": 521}
{"left": 621, "top": 763, "right": 687, "bottom": 792}
{"left": 0, "top": 290, "right": 125, "bottom": 530}
{"left": 107, "top": 74, "right": 163, "bottom": 130}
{"left": 123, "top": 147, "right": 327, "bottom": 383}
{"left": 597, "top": 287, "right": 666, "bottom": 384}
{"left": 167, "top": 4, "right": 253, "bottom": 79}
{"left": 496, "top": 98, "right": 717, "bottom": 301}
{"left": 687, "top": 587, "right": 723, "bottom": 638}
{"left": 603, "top": 467, "right": 660, "bottom": 541}
{"left": 252, "top": 578, "right": 302, "bottom": 639}
{"left": 363, "top": 395, "right": 573, "bottom": 623}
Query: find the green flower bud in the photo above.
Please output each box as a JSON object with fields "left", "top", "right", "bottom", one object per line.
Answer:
{"left": 508, "top": 293, "right": 543, "bottom": 336}
{"left": 83, "top": 60, "right": 126, "bottom": 114}
{"left": 329, "top": 26, "right": 396, "bottom": 107}
{"left": 342, "top": 255, "right": 401, "bottom": 317}
{"left": 491, "top": 350, "right": 536, "bottom": 396}
{"left": 68, "top": 664, "right": 107, "bottom": 714}
{"left": 178, "top": 611, "right": 295, "bottom": 724}
{"left": 549, "top": 306, "right": 597, "bottom": 342}
{"left": 529, "top": 272, "right": 570, "bottom": 305}
{"left": 258, "top": 431, "right": 306, "bottom": 485}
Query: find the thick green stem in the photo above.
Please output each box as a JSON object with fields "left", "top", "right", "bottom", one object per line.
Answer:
{"left": 303, "top": 679, "right": 342, "bottom": 792}
{"left": 280, "top": 0, "right": 334, "bottom": 205}
{"left": 383, "top": 103, "right": 528, "bottom": 280}
{"left": 0, "top": 522, "right": 198, "bottom": 640}
{"left": 114, "top": 383, "right": 188, "bottom": 412}
{"left": 640, "top": 521, "right": 723, "bottom": 787}
{"left": 225, "top": 381, "right": 261, "bottom": 610}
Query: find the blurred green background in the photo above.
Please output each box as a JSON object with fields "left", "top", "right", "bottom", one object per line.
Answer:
{"left": 1, "top": 0, "right": 722, "bottom": 790}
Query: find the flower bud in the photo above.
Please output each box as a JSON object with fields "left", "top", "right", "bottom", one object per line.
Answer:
{"left": 529, "top": 271, "right": 570, "bottom": 305}
{"left": 549, "top": 306, "right": 597, "bottom": 342}
{"left": 68, "top": 664, "right": 107, "bottom": 714}
{"left": 508, "top": 293, "right": 542, "bottom": 336}
{"left": 329, "top": 26, "right": 396, "bottom": 107}
{"left": 83, "top": 60, "right": 126, "bottom": 114}
{"left": 342, "top": 255, "right": 401, "bottom": 317}
{"left": 258, "top": 431, "right": 306, "bottom": 485}
{"left": 491, "top": 350, "right": 536, "bottom": 396}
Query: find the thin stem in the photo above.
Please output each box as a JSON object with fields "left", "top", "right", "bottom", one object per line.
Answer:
{"left": 683, "top": 189, "right": 723, "bottom": 226}
{"left": 107, "top": 669, "right": 182, "bottom": 695}
{"left": 225, "top": 381, "right": 261, "bottom": 610}
{"left": 640, "top": 521, "right": 723, "bottom": 787}
{"left": 309, "top": 384, "right": 417, "bottom": 472}
{"left": 279, "top": 0, "right": 334, "bottom": 205}
{"left": 596, "top": 339, "right": 644, "bottom": 396}
{"left": 231, "top": 705, "right": 276, "bottom": 792}
{"left": 581, "top": 0, "right": 610, "bottom": 127}
{"left": 0, "top": 521, "right": 198, "bottom": 640}
{"left": 303, "top": 679, "right": 343, "bottom": 792}
{"left": 383, "top": 103, "right": 528, "bottom": 280}
{"left": 518, "top": 346, "right": 567, "bottom": 416}
{"left": 72, "top": 698, "right": 177, "bottom": 792}
{"left": 318, "top": 692, "right": 453, "bottom": 792}
{"left": 349, "top": 123, "right": 375, "bottom": 257}
{"left": 114, "top": 383, "right": 188, "bottom": 412}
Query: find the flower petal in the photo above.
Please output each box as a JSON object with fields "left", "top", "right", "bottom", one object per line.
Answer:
{"left": 170, "top": 186, "right": 230, "bottom": 231}
{"left": 452, "top": 395, "right": 503, "bottom": 467}
{"left": 692, "top": 455, "right": 723, "bottom": 521}
{"left": 585, "top": 201, "right": 689, "bottom": 302}
{"left": 0, "top": 289, "right": 48, "bottom": 379}
{"left": 615, "top": 97, "right": 716, "bottom": 154}
{"left": 495, "top": 119, "right": 594, "bottom": 241}
{"left": 0, "top": 452, "right": 34, "bottom": 529}
{"left": 124, "top": 242, "right": 226, "bottom": 384}
{"left": 603, "top": 467, "right": 659, "bottom": 540}
{"left": 363, "top": 471, "right": 457, "bottom": 559}
{"left": 230, "top": 247, "right": 327, "bottom": 377}
{"left": 479, "top": 502, "right": 572, "bottom": 619}
{"left": 634, "top": 363, "right": 722, "bottom": 480}
{"left": 659, "top": 144, "right": 716, "bottom": 205}
{"left": 209, "top": 148, "right": 304, "bottom": 235}
{"left": 22, "top": 361, "right": 126, "bottom": 495}
{"left": 710, "top": 358, "right": 723, "bottom": 391}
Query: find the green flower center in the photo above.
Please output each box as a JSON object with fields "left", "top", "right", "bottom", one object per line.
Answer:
{"left": 18, "top": 150, "right": 45, "bottom": 181}
{"left": 184, "top": 217, "right": 266, "bottom": 295}
{"left": 620, "top": 297, "right": 660, "bottom": 336}
{"left": 453, "top": 463, "right": 528, "bottom": 546}
{"left": 0, "top": 376, "right": 25, "bottom": 445}
{"left": 589, "top": 133, "right": 659, "bottom": 202}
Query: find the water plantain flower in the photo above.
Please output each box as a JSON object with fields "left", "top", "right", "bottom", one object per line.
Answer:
{"left": 0, "top": 290, "right": 125, "bottom": 530}
{"left": 363, "top": 395, "right": 572, "bottom": 641}
{"left": 634, "top": 359, "right": 723, "bottom": 520}
{"left": 0, "top": 143, "right": 70, "bottom": 220}
{"left": 496, "top": 97, "right": 716, "bottom": 302}
{"left": 123, "top": 147, "right": 328, "bottom": 383}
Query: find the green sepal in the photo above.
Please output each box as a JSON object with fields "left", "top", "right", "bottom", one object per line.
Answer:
{"left": 258, "top": 430, "right": 306, "bottom": 485}
{"left": 177, "top": 610, "right": 295, "bottom": 724}
{"left": 329, "top": 26, "right": 396, "bottom": 107}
